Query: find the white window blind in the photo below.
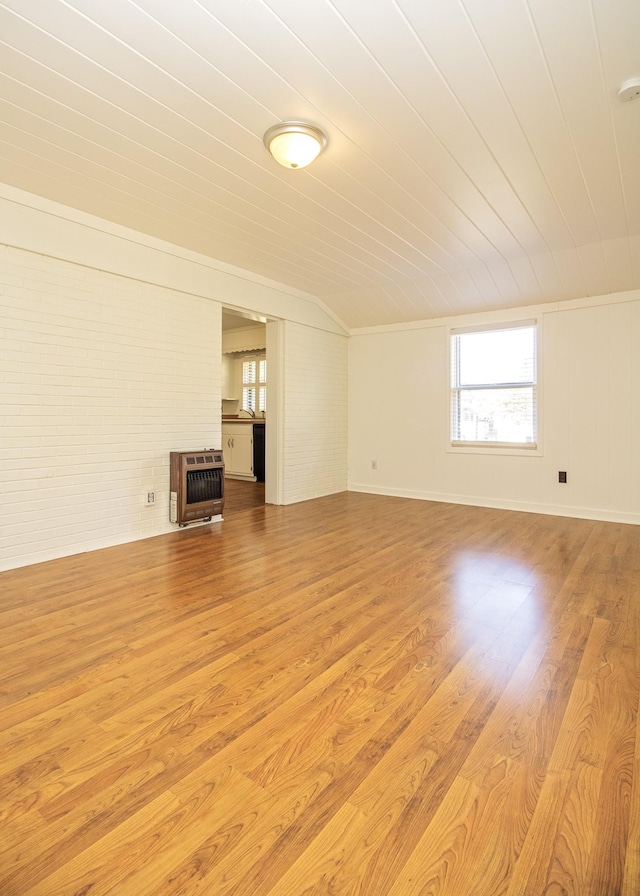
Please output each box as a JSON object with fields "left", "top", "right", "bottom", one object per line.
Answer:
{"left": 450, "top": 322, "right": 537, "bottom": 448}
{"left": 242, "top": 357, "right": 267, "bottom": 412}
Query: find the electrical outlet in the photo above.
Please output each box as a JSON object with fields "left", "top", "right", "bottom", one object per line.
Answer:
{"left": 558, "top": 471, "right": 567, "bottom": 484}
{"left": 371, "top": 460, "right": 377, "bottom": 470}
{"left": 146, "top": 491, "right": 155, "bottom": 505}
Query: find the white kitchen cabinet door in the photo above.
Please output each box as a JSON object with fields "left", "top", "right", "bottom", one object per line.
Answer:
{"left": 222, "top": 425, "right": 255, "bottom": 480}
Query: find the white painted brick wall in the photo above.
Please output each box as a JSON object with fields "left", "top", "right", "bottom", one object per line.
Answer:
{"left": 282, "top": 321, "right": 348, "bottom": 503}
{"left": 0, "top": 245, "right": 221, "bottom": 570}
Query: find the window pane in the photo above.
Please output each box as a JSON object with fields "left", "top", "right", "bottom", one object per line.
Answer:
{"left": 452, "top": 387, "right": 536, "bottom": 443}
{"left": 258, "top": 359, "right": 267, "bottom": 383}
{"left": 243, "top": 361, "right": 257, "bottom": 384}
{"left": 454, "top": 327, "right": 535, "bottom": 386}
{"left": 242, "top": 386, "right": 256, "bottom": 411}
{"left": 258, "top": 386, "right": 266, "bottom": 412}
{"left": 451, "top": 322, "right": 538, "bottom": 448}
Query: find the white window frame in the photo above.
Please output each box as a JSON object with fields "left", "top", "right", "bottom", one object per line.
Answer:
{"left": 448, "top": 319, "right": 542, "bottom": 456}
{"left": 242, "top": 355, "right": 267, "bottom": 413}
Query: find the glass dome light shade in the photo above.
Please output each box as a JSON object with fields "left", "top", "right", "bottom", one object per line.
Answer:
{"left": 264, "top": 122, "right": 327, "bottom": 169}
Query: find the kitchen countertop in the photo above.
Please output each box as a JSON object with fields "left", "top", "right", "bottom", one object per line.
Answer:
{"left": 222, "top": 416, "right": 266, "bottom": 424}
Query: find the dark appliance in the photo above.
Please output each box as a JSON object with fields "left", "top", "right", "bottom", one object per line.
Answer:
{"left": 253, "top": 423, "right": 265, "bottom": 482}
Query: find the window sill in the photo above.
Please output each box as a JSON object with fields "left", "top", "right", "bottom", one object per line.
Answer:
{"left": 448, "top": 442, "right": 542, "bottom": 457}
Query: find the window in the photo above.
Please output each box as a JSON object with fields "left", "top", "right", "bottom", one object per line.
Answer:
{"left": 242, "top": 357, "right": 267, "bottom": 412}
{"left": 450, "top": 321, "right": 537, "bottom": 449}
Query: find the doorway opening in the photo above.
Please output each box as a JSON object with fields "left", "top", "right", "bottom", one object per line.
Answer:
{"left": 221, "top": 309, "right": 280, "bottom": 510}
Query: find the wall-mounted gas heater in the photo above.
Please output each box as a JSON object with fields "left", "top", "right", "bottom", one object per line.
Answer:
{"left": 170, "top": 449, "right": 225, "bottom": 527}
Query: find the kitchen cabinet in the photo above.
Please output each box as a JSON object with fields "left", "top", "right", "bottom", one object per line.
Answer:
{"left": 222, "top": 423, "right": 255, "bottom": 480}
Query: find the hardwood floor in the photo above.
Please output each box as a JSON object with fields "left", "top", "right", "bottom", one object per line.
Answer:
{"left": 1, "top": 492, "right": 638, "bottom": 895}
{"left": 223, "top": 477, "right": 265, "bottom": 514}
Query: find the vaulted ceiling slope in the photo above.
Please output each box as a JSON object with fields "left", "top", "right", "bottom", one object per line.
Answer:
{"left": 1, "top": 0, "right": 639, "bottom": 329}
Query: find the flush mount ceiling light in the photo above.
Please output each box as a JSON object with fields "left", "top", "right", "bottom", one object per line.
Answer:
{"left": 263, "top": 121, "right": 327, "bottom": 169}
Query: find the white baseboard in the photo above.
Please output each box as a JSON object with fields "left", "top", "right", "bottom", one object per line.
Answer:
{"left": 347, "top": 482, "right": 640, "bottom": 526}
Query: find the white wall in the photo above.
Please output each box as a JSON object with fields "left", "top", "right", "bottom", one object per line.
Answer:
{"left": 348, "top": 292, "right": 640, "bottom": 524}
{"left": 0, "top": 244, "right": 221, "bottom": 570}
{"left": 222, "top": 325, "right": 266, "bottom": 355}
{"left": 0, "top": 188, "right": 349, "bottom": 570}
{"left": 222, "top": 324, "right": 267, "bottom": 408}
{"left": 222, "top": 353, "right": 234, "bottom": 401}
{"left": 282, "top": 321, "right": 348, "bottom": 504}
{"left": 0, "top": 185, "right": 348, "bottom": 337}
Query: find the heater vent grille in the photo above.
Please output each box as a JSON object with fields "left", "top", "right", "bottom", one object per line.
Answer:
{"left": 186, "top": 467, "right": 223, "bottom": 503}
{"left": 170, "top": 449, "right": 225, "bottom": 526}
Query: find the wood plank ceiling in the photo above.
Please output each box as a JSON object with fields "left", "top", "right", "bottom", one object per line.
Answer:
{"left": 1, "top": 0, "right": 639, "bottom": 329}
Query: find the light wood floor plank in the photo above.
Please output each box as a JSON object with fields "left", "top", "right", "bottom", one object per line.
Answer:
{"left": 0, "top": 487, "right": 638, "bottom": 895}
